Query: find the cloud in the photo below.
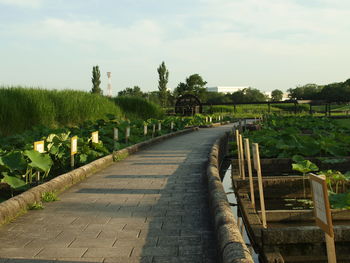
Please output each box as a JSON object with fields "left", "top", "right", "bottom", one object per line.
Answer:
{"left": 0, "top": 0, "right": 43, "bottom": 8}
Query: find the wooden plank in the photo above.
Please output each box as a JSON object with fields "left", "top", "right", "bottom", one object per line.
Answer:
{"left": 244, "top": 138, "right": 255, "bottom": 209}
{"left": 239, "top": 134, "right": 246, "bottom": 180}
{"left": 252, "top": 143, "right": 267, "bottom": 228}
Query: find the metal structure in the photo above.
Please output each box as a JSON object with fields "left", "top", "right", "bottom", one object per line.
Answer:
{"left": 107, "top": 72, "right": 112, "bottom": 97}
{"left": 175, "top": 94, "right": 202, "bottom": 116}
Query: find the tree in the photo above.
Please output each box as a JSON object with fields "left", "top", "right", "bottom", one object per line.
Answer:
{"left": 231, "top": 88, "right": 267, "bottom": 103}
{"left": 157, "top": 61, "right": 169, "bottom": 107}
{"left": 271, "top": 89, "right": 284, "bottom": 101}
{"left": 287, "top": 84, "right": 321, "bottom": 100}
{"left": 118, "top": 86, "right": 144, "bottom": 97}
{"left": 174, "top": 74, "right": 208, "bottom": 101}
{"left": 91, "top": 65, "right": 102, "bottom": 95}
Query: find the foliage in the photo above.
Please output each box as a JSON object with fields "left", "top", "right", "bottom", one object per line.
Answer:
{"left": 28, "top": 202, "right": 44, "bottom": 210}
{"left": 242, "top": 115, "right": 350, "bottom": 158}
{"left": 157, "top": 61, "right": 169, "bottom": 107}
{"left": 118, "top": 86, "right": 144, "bottom": 97}
{"left": 114, "top": 96, "right": 164, "bottom": 120}
{"left": 91, "top": 65, "right": 102, "bottom": 95}
{"left": 231, "top": 88, "right": 268, "bottom": 103}
{"left": 42, "top": 191, "right": 59, "bottom": 202}
{"left": 0, "top": 87, "right": 122, "bottom": 136}
{"left": 287, "top": 78, "right": 350, "bottom": 101}
{"left": 174, "top": 74, "right": 207, "bottom": 101}
{"left": 271, "top": 89, "right": 284, "bottom": 101}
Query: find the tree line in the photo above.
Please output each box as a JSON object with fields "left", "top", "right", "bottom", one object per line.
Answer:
{"left": 90, "top": 63, "right": 350, "bottom": 106}
{"left": 288, "top": 79, "right": 350, "bottom": 102}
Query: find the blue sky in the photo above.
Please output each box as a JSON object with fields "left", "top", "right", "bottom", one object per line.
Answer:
{"left": 0, "top": 0, "right": 349, "bottom": 95}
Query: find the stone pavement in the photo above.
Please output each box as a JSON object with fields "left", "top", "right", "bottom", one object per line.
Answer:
{"left": 0, "top": 124, "right": 234, "bottom": 263}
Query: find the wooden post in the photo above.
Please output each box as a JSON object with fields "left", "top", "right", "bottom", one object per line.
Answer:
{"left": 152, "top": 124, "right": 156, "bottom": 138}
{"left": 325, "top": 234, "right": 337, "bottom": 263}
{"left": 235, "top": 130, "right": 242, "bottom": 178}
{"left": 239, "top": 134, "right": 245, "bottom": 180}
{"left": 144, "top": 125, "right": 148, "bottom": 136}
{"left": 71, "top": 136, "right": 78, "bottom": 170}
{"left": 244, "top": 138, "right": 255, "bottom": 208}
{"left": 125, "top": 127, "right": 130, "bottom": 144}
{"left": 252, "top": 143, "right": 267, "bottom": 228}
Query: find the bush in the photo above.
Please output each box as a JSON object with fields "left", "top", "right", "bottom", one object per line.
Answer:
{"left": 114, "top": 96, "right": 164, "bottom": 120}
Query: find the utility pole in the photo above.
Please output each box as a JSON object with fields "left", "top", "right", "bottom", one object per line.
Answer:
{"left": 107, "top": 72, "right": 112, "bottom": 97}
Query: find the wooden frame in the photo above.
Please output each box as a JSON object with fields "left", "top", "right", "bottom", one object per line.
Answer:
{"left": 309, "top": 173, "right": 334, "bottom": 237}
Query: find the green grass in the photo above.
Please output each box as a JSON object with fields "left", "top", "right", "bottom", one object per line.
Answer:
{"left": 114, "top": 96, "right": 164, "bottom": 120}
{"left": 28, "top": 201, "right": 44, "bottom": 210}
{"left": 41, "top": 191, "right": 59, "bottom": 202}
{"left": 0, "top": 86, "right": 123, "bottom": 136}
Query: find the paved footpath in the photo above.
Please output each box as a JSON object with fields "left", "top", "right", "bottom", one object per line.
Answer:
{"left": 0, "top": 124, "right": 233, "bottom": 263}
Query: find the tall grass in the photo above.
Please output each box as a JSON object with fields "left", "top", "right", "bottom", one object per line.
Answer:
{"left": 114, "top": 96, "right": 164, "bottom": 120}
{"left": 0, "top": 86, "right": 122, "bottom": 136}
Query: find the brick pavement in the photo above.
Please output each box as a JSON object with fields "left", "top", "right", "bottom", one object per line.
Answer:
{"left": 0, "top": 125, "right": 233, "bottom": 263}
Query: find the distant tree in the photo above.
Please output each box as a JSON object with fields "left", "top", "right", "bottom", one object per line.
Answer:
{"left": 271, "top": 89, "right": 284, "bottom": 101}
{"left": 118, "top": 86, "right": 144, "bottom": 97}
{"left": 287, "top": 84, "right": 321, "bottom": 100}
{"left": 157, "top": 62, "right": 169, "bottom": 107}
{"left": 231, "top": 88, "right": 267, "bottom": 103}
{"left": 174, "top": 74, "right": 208, "bottom": 101}
{"left": 91, "top": 65, "right": 102, "bottom": 95}
{"left": 205, "top": 92, "right": 232, "bottom": 104}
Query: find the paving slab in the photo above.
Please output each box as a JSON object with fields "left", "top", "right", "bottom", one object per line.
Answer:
{"left": 0, "top": 125, "right": 233, "bottom": 262}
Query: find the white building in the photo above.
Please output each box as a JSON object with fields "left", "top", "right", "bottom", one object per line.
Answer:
{"left": 206, "top": 86, "right": 248, "bottom": 93}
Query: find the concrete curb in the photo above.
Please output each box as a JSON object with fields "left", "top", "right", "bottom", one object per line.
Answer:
{"left": 0, "top": 127, "right": 198, "bottom": 226}
{"left": 207, "top": 132, "right": 254, "bottom": 263}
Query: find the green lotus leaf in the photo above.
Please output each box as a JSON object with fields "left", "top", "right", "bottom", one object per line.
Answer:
{"left": 1, "top": 174, "right": 27, "bottom": 190}
{"left": 0, "top": 151, "right": 27, "bottom": 172}
{"left": 24, "top": 150, "right": 53, "bottom": 173}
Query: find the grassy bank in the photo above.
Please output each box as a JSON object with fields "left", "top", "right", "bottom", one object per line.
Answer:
{"left": 114, "top": 96, "right": 164, "bottom": 120}
{"left": 0, "top": 86, "right": 123, "bottom": 136}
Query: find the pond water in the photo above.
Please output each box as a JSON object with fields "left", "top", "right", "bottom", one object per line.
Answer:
{"left": 222, "top": 163, "right": 260, "bottom": 263}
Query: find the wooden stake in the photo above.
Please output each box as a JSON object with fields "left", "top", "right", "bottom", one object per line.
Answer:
{"left": 70, "top": 154, "right": 74, "bottom": 170}
{"left": 244, "top": 138, "right": 255, "bottom": 209}
{"left": 239, "top": 134, "right": 245, "bottom": 180}
{"left": 235, "top": 130, "right": 242, "bottom": 178}
{"left": 252, "top": 143, "right": 267, "bottom": 228}
{"left": 325, "top": 233, "right": 337, "bottom": 263}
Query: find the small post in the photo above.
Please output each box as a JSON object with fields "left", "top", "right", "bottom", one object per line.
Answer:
{"left": 33, "top": 140, "right": 45, "bottom": 182}
{"left": 152, "top": 124, "right": 156, "bottom": 138}
{"left": 144, "top": 125, "right": 148, "bottom": 136}
{"left": 158, "top": 122, "right": 162, "bottom": 133}
{"left": 235, "top": 130, "right": 242, "bottom": 178}
{"left": 71, "top": 136, "right": 78, "bottom": 169}
{"left": 239, "top": 134, "right": 245, "bottom": 180}
{"left": 113, "top": 128, "right": 119, "bottom": 150}
{"left": 252, "top": 143, "right": 267, "bottom": 228}
{"left": 171, "top": 121, "right": 174, "bottom": 131}
{"left": 244, "top": 138, "right": 255, "bottom": 208}
{"left": 125, "top": 126, "right": 130, "bottom": 144}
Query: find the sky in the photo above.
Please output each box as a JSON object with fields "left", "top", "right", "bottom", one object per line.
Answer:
{"left": 0, "top": 0, "right": 349, "bottom": 95}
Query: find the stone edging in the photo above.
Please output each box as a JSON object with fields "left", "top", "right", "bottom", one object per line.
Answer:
{"left": 207, "top": 132, "right": 254, "bottom": 263}
{"left": 0, "top": 127, "right": 198, "bottom": 226}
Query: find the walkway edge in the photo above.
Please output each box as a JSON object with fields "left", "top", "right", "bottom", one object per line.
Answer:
{"left": 0, "top": 127, "right": 198, "bottom": 226}
{"left": 207, "top": 131, "right": 254, "bottom": 263}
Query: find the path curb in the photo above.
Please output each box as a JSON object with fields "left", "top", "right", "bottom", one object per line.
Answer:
{"left": 207, "top": 131, "right": 254, "bottom": 263}
{"left": 0, "top": 127, "right": 198, "bottom": 226}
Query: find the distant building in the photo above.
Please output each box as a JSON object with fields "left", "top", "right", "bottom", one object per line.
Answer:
{"left": 206, "top": 86, "right": 248, "bottom": 93}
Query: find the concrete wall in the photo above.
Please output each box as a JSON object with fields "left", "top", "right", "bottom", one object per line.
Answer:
{"left": 207, "top": 131, "right": 254, "bottom": 263}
